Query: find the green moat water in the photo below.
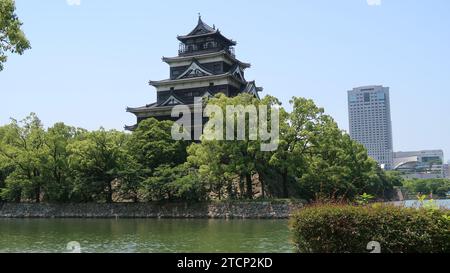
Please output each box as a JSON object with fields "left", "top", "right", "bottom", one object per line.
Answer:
{"left": 0, "top": 219, "right": 293, "bottom": 253}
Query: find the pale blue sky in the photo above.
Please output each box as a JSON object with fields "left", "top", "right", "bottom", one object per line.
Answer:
{"left": 0, "top": 0, "right": 449, "bottom": 160}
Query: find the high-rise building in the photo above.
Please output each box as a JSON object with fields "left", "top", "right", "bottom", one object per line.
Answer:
{"left": 443, "top": 163, "right": 450, "bottom": 179}
{"left": 348, "top": 85, "right": 394, "bottom": 169}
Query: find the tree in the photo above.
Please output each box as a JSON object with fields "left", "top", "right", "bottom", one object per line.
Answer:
{"left": 167, "top": 164, "right": 206, "bottom": 202}
{"left": 128, "top": 118, "right": 188, "bottom": 176}
{"left": 126, "top": 118, "right": 189, "bottom": 201}
{"left": 41, "top": 123, "right": 85, "bottom": 202}
{"left": 268, "top": 97, "right": 327, "bottom": 198}
{"left": 0, "top": 114, "right": 46, "bottom": 202}
{"left": 187, "top": 94, "right": 396, "bottom": 201}
{"left": 142, "top": 164, "right": 206, "bottom": 202}
{"left": 0, "top": 0, "right": 31, "bottom": 71}
{"left": 68, "top": 129, "right": 128, "bottom": 203}
{"left": 0, "top": 125, "right": 14, "bottom": 202}
{"left": 187, "top": 93, "right": 269, "bottom": 199}
{"left": 115, "top": 148, "right": 142, "bottom": 203}
{"left": 267, "top": 97, "right": 391, "bottom": 201}
{"left": 367, "top": 169, "right": 403, "bottom": 199}
{"left": 297, "top": 116, "right": 382, "bottom": 201}
{"left": 403, "top": 178, "right": 450, "bottom": 198}
{"left": 187, "top": 141, "right": 237, "bottom": 200}
{"left": 0, "top": 96, "right": 401, "bottom": 204}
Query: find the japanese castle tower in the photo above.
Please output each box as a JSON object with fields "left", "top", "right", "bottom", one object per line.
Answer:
{"left": 126, "top": 16, "right": 263, "bottom": 130}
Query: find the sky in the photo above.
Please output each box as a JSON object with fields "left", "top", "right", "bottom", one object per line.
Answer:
{"left": 0, "top": 0, "right": 449, "bottom": 161}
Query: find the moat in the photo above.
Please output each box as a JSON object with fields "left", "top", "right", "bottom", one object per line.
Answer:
{"left": 0, "top": 219, "right": 293, "bottom": 253}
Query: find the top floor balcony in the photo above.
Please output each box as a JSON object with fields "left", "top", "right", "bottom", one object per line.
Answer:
{"left": 179, "top": 42, "right": 235, "bottom": 57}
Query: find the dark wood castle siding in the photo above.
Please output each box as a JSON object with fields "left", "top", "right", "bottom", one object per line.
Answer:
{"left": 125, "top": 16, "right": 262, "bottom": 131}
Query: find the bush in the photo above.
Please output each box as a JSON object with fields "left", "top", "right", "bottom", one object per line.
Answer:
{"left": 290, "top": 204, "right": 450, "bottom": 253}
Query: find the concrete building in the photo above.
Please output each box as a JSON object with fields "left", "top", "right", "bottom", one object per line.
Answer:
{"left": 348, "top": 85, "right": 394, "bottom": 169}
{"left": 443, "top": 163, "right": 450, "bottom": 179}
{"left": 394, "top": 150, "right": 445, "bottom": 179}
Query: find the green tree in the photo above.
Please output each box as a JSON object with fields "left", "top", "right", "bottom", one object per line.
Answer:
{"left": 0, "top": 126, "right": 14, "bottom": 202}
{"left": 0, "top": 114, "right": 46, "bottom": 202}
{"left": 68, "top": 129, "right": 128, "bottom": 203}
{"left": 187, "top": 140, "right": 238, "bottom": 200}
{"left": 384, "top": 171, "right": 404, "bottom": 188}
{"left": 128, "top": 118, "right": 188, "bottom": 176}
{"left": 187, "top": 94, "right": 395, "bottom": 201}
{"left": 0, "top": 0, "right": 31, "bottom": 71}
{"left": 115, "top": 149, "right": 142, "bottom": 203}
{"left": 208, "top": 93, "right": 261, "bottom": 199}
{"left": 187, "top": 93, "right": 268, "bottom": 199}
{"left": 142, "top": 164, "right": 205, "bottom": 202}
{"left": 268, "top": 97, "right": 327, "bottom": 198}
{"left": 403, "top": 178, "right": 450, "bottom": 198}
{"left": 167, "top": 164, "right": 206, "bottom": 202}
{"left": 368, "top": 169, "right": 403, "bottom": 199}
{"left": 298, "top": 117, "right": 382, "bottom": 201}
{"left": 268, "top": 97, "right": 391, "bottom": 201}
{"left": 126, "top": 118, "right": 189, "bottom": 200}
{"left": 41, "top": 123, "right": 85, "bottom": 202}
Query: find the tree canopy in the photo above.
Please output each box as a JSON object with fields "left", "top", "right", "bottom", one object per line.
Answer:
{"left": 403, "top": 178, "right": 450, "bottom": 198}
{"left": 0, "top": 94, "right": 400, "bottom": 203}
{"left": 0, "top": 0, "right": 30, "bottom": 71}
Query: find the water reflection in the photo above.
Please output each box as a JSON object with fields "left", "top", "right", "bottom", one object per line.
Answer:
{"left": 0, "top": 219, "right": 293, "bottom": 253}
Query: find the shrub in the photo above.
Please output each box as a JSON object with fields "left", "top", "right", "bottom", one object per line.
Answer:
{"left": 290, "top": 204, "right": 450, "bottom": 253}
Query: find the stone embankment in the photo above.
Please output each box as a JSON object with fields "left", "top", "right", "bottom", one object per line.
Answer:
{"left": 0, "top": 201, "right": 304, "bottom": 219}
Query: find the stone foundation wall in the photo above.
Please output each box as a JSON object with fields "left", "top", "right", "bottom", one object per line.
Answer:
{"left": 0, "top": 201, "right": 304, "bottom": 219}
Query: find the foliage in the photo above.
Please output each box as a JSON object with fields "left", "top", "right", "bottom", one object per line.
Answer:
{"left": 269, "top": 97, "right": 325, "bottom": 198}
{"left": 0, "top": 0, "right": 31, "bottom": 71}
{"left": 0, "top": 92, "right": 402, "bottom": 203}
{"left": 68, "top": 128, "right": 130, "bottom": 203}
{"left": 0, "top": 114, "right": 194, "bottom": 203}
{"left": 0, "top": 114, "right": 46, "bottom": 202}
{"left": 403, "top": 178, "right": 450, "bottom": 198}
{"left": 356, "top": 193, "right": 375, "bottom": 205}
{"left": 187, "top": 93, "right": 268, "bottom": 200}
{"left": 296, "top": 116, "right": 385, "bottom": 201}
{"left": 124, "top": 118, "right": 190, "bottom": 202}
{"left": 142, "top": 164, "right": 206, "bottom": 202}
{"left": 128, "top": 118, "right": 188, "bottom": 176}
{"left": 41, "top": 123, "right": 84, "bottom": 202}
{"left": 290, "top": 204, "right": 450, "bottom": 253}
{"left": 187, "top": 94, "right": 395, "bottom": 201}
